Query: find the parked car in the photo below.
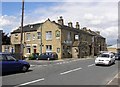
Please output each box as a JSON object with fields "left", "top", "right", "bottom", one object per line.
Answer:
{"left": 115, "top": 53, "right": 120, "bottom": 60}
{"left": 38, "top": 52, "right": 58, "bottom": 60}
{"left": 95, "top": 52, "right": 115, "bottom": 66}
{"left": 0, "top": 52, "right": 30, "bottom": 74}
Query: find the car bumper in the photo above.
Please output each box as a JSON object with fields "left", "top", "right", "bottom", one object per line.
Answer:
{"left": 95, "top": 61, "right": 110, "bottom": 65}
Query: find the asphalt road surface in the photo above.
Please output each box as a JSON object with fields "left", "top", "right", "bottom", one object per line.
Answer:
{"left": 2, "top": 58, "right": 120, "bottom": 86}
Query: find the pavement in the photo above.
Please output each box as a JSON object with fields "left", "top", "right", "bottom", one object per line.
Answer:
{"left": 2, "top": 57, "right": 120, "bottom": 86}
{"left": 107, "top": 70, "right": 120, "bottom": 86}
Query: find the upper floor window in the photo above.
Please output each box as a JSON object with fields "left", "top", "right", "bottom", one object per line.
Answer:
{"left": 46, "top": 31, "right": 52, "bottom": 40}
{"left": 33, "top": 34, "right": 35, "bottom": 40}
{"left": 55, "top": 30, "right": 60, "bottom": 37}
{"left": 26, "top": 33, "right": 31, "bottom": 41}
{"left": 15, "top": 34, "right": 18, "bottom": 36}
{"left": 74, "top": 34, "right": 79, "bottom": 40}
{"left": 37, "top": 32, "right": 41, "bottom": 39}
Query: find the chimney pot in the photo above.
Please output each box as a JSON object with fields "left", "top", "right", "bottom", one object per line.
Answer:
{"left": 96, "top": 31, "right": 100, "bottom": 35}
{"left": 76, "top": 22, "right": 80, "bottom": 29}
{"left": 58, "top": 16, "right": 64, "bottom": 25}
{"left": 68, "top": 22, "right": 73, "bottom": 27}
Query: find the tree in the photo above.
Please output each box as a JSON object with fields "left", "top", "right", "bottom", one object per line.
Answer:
{"left": 2, "top": 33, "right": 10, "bottom": 45}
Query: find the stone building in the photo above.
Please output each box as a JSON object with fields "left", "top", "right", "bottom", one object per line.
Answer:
{"left": 11, "top": 17, "right": 106, "bottom": 59}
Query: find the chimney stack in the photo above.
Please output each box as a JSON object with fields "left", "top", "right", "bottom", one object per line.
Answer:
{"left": 58, "top": 16, "right": 64, "bottom": 25}
{"left": 76, "top": 22, "right": 80, "bottom": 29}
{"left": 96, "top": 31, "right": 100, "bottom": 35}
{"left": 68, "top": 22, "right": 73, "bottom": 27}
{"left": 82, "top": 27, "right": 87, "bottom": 31}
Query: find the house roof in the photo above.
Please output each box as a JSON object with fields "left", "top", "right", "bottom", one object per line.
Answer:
{"left": 86, "top": 30, "right": 105, "bottom": 39}
{"left": 11, "top": 23, "right": 43, "bottom": 34}
{"left": 53, "top": 21, "right": 94, "bottom": 36}
{"left": 107, "top": 44, "right": 117, "bottom": 49}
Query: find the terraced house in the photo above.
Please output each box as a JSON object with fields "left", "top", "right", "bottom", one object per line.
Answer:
{"left": 11, "top": 17, "right": 107, "bottom": 59}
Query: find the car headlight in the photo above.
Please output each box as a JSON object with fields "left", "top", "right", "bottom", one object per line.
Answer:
{"left": 106, "top": 60, "right": 110, "bottom": 61}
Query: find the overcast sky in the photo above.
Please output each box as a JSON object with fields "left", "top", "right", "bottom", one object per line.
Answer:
{"left": 0, "top": 0, "right": 119, "bottom": 45}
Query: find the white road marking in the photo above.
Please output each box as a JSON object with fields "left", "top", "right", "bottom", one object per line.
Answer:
{"left": 59, "top": 62, "right": 63, "bottom": 64}
{"left": 30, "top": 65, "right": 36, "bottom": 67}
{"left": 60, "top": 67, "right": 82, "bottom": 75}
{"left": 14, "top": 78, "right": 45, "bottom": 87}
{"left": 88, "top": 64, "right": 95, "bottom": 67}
{"left": 107, "top": 72, "right": 119, "bottom": 85}
{"left": 62, "top": 62, "right": 66, "bottom": 64}
{"left": 43, "top": 65, "right": 47, "bottom": 66}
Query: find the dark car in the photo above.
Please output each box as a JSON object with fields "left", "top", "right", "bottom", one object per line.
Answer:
{"left": 38, "top": 52, "right": 58, "bottom": 60}
{"left": 0, "top": 52, "right": 30, "bottom": 74}
{"left": 115, "top": 53, "right": 120, "bottom": 60}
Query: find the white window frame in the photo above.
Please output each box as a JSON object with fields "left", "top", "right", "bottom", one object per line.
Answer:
{"left": 37, "top": 32, "right": 41, "bottom": 40}
{"left": 46, "top": 45, "right": 52, "bottom": 52}
{"left": 26, "top": 46, "right": 31, "bottom": 54}
{"left": 33, "top": 34, "right": 36, "bottom": 40}
{"left": 26, "top": 33, "right": 31, "bottom": 41}
{"left": 46, "top": 31, "right": 52, "bottom": 40}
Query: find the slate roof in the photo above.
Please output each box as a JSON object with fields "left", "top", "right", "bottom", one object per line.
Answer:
{"left": 11, "top": 23, "right": 43, "bottom": 34}
{"left": 86, "top": 29, "right": 105, "bottom": 39}
{"left": 52, "top": 21, "right": 94, "bottom": 36}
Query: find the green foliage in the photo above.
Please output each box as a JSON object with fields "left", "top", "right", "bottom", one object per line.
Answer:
{"left": 29, "top": 54, "right": 35, "bottom": 60}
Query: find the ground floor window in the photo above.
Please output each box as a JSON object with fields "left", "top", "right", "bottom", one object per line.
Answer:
{"left": 46, "top": 45, "right": 52, "bottom": 52}
{"left": 26, "top": 46, "right": 31, "bottom": 53}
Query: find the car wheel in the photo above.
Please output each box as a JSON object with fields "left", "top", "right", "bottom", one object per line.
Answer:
{"left": 108, "top": 61, "right": 111, "bottom": 65}
{"left": 113, "top": 60, "right": 115, "bottom": 64}
{"left": 21, "top": 65, "right": 28, "bottom": 72}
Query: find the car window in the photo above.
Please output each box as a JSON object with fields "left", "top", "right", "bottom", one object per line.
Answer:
{"left": 0, "top": 54, "right": 7, "bottom": 61}
{"left": 0, "top": 55, "right": 3, "bottom": 61}
{"left": 6, "top": 55, "right": 16, "bottom": 61}
{"left": 99, "top": 54, "right": 109, "bottom": 58}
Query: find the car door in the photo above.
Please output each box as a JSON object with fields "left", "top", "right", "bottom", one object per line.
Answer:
{"left": 0, "top": 54, "right": 4, "bottom": 74}
{"left": 3, "top": 54, "right": 21, "bottom": 72}
{"left": 1, "top": 54, "right": 9, "bottom": 73}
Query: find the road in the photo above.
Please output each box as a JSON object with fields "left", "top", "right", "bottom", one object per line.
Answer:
{"left": 2, "top": 58, "right": 119, "bottom": 86}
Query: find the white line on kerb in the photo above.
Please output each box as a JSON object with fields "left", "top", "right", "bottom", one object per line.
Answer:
{"left": 60, "top": 67, "right": 82, "bottom": 75}
{"left": 88, "top": 64, "right": 95, "bottom": 67}
{"left": 14, "top": 78, "right": 45, "bottom": 87}
{"left": 107, "top": 72, "right": 119, "bottom": 85}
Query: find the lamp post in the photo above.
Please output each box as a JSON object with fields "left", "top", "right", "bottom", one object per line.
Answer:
{"left": 20, "top": 0, "right": 24, "bottom": 59}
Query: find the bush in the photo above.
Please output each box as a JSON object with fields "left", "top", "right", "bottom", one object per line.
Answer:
{"left": 28, "top": 53, "right": 39, "bottom": 60}
{"left": 29, "top": 54, "right": 35, "bottom": 60}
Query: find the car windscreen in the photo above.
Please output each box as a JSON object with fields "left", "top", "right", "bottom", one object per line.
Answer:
{"left": 99, "top": 54, "right": 109, "bottom": 58}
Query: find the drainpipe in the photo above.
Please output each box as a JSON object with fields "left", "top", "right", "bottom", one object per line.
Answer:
{"left": 40, "top": 24, "right": 43, "bottom": 55}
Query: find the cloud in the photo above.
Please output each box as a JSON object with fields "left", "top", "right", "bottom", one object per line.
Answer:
{"left": 1, "top": 1, "right": 118, "bottom": 45}
{"left": 0, "top": 15, "right": 20, "bottom": 33}
{"left": 0, "top": 15, "right": 16, "bottom": 26}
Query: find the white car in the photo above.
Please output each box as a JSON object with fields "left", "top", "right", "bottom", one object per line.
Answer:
{"left": 95, "top": 52, "right": 115, "bottom": 65}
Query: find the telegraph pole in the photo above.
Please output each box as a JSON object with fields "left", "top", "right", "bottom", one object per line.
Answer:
{"left": 20, "top": 0, "right": 24, "bottom": 59}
